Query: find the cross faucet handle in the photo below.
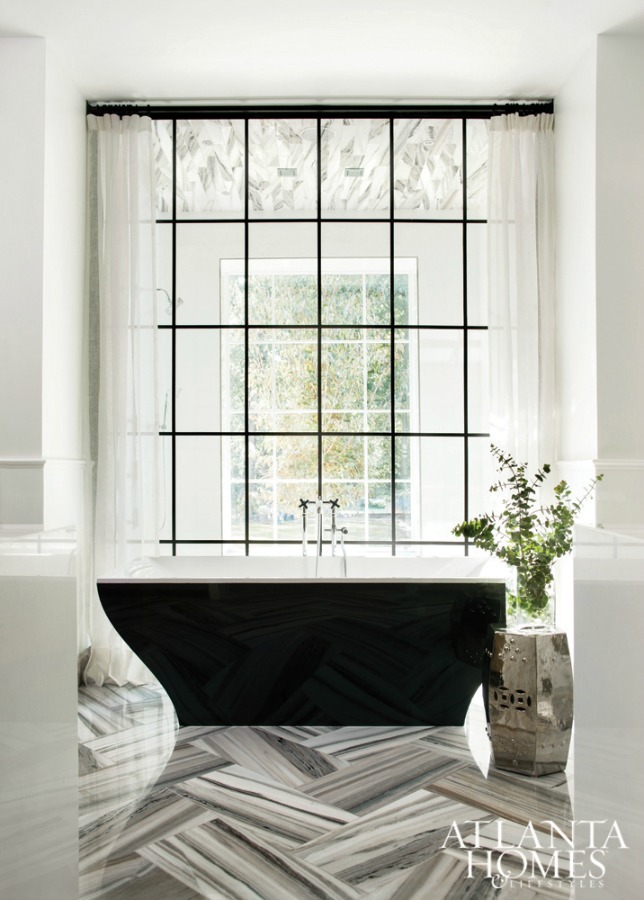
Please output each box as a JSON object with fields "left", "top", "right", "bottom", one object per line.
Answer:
{"left": 298, "top": 498, "right": 311, "bottom": 510}
{"left": 327, "top": 498, "right": 340, "bottom": 509}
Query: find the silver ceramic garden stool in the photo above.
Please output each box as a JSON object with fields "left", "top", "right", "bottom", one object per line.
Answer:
{"left": 486, "top": 627, "right": 573, "bottom": 777}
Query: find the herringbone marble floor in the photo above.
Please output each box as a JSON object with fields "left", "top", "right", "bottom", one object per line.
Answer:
{"left": 78, "top": 685, "right": 574, "bottom": 899}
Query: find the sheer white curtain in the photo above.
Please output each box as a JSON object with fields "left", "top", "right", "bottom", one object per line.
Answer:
{"left": 487, "top": 113, "right": 556, "bottom": 473}
{"left": 83, "top": 114, "right": 160, "bottom": 685}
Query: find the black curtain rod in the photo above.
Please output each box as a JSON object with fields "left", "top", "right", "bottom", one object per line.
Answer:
{"left": 85, "top": 100, "right": 554, "bottom": 119}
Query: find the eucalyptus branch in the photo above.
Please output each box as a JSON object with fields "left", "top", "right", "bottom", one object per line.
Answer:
{"left": 453, "top": 445, "right": 603, "bottom": 618}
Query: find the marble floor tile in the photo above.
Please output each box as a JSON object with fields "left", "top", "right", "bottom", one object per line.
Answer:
{"left": 151, "top": 742, "right": 230, "bottom": 789}
{"left": 430, "top": 765, "right": 573, "bottom": 836}
{"left": 139, "top": 818, "right": 363, "bottom": 899}
{"left": 96, "top": 860, "right": 204, "bottom": 900}
{"left": 78, "top": 687, "right": 145, "bottom": 739}
{"left": 301, "top": 742, "right": 467, "bottom": 814}
{"left": 194, "top": 726, "right": 345, "bottom": 787}
{"left": 80, "top": 799, "right": 139, "bottom": 873}
{"left": 80, "top": 849, "right": 148, "bottom": 899}
{"left": 260, "top": 724, "right": 336, "bottom": 742}
{"left": 79, "top": 715, "right": 105, "bottom": 745}
{"left": 80, "top": 760, "right": 168, "bottom": 818}
{"left": 452, "top": 819, "right": 575, "bottom": 884}
{"left": 78, "top": 684, "right": 582, "bottom": 900}
{"left": 80, "top": 788, "right": 216, "bottom": 875}
{"left": 369, "top": 844, "right": 572, "bottom": 900}
{"left": 172, "top": 726, "right": 227, "bottom": 747}
{"left": 81, "top": 719, "right": 177, "bottom": 766}
{"left": 300, "top": 725, "right": 439, "bottom": 760}
{"left": 173, "top": 765, "right": 357, "bottom": 848}
{"left": 106, "top": 683, "right": 174, "bottom": 714}
{"left": 498, "top": 887, "right": 572, "bottom": 900}
{"left": 419, "top": 726, "right": 483, "bottom": 761}
{"left": 79, "top": 730, "right": 176, "bottom": 823}
{"left": 367, "top": 851, "right": 501, "bottom": 900}
{"left": 420, "top": 697, "right": 493, "bottom": 769}
{"left": 295, "top": 789, "right": 487, "bottom": 892}
{"left": 79, "top": 742, "right": 116, "bottom": 775}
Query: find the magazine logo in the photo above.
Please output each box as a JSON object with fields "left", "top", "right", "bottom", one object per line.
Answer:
{"left": 442, "top": 819, "right": 628, "bottom": 889}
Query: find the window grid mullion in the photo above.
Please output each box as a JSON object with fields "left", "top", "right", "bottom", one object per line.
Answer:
{"left": 162, "top": 109, "right": 487, "bottom": 553}
{"left": 244, "top": 119, "right": 250, "bottom": 555}
{"left": 316, "top": 118, "right": 323, "bottom": 503}
{"left": 462, "top": 117, "right": 470, "bottom": 556}
{"left": 389, "top": 116, "right": 396, "bottom": 556}
{"left": 171, "top": 118, "right": 177, "bottom": 557}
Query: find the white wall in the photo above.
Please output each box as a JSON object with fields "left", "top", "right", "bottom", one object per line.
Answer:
{"left": 555, "top": 33, "right": 644, "bottom": 532}
{"left": 594, "top": 34, "right": 644, "bottom": 531}
{"left": 0, "top": 38, "right": 87, "bottom": 530}
{"left": 0, "top": 39, "right": 47, "bottom": 527}
{"left": 554, "top": 44, "right": 598, "bottom": 479}
{"left": 42, "top": 46, "right": 88, "bottom": 532}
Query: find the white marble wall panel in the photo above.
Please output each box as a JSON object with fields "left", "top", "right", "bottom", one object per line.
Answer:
{"left": 573, "top": 526, "right": 644, "bottom": 898}
{"left": 0, "top": 531, "right": 78, "bottom": 899}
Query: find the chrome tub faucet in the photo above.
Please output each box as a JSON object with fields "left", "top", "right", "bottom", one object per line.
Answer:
{"left": 299, "top": 496, "right": 348, "bottom": 575}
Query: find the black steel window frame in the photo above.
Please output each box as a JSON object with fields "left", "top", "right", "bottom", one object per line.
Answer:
{"left": 88, "top": 102, "right": 552, "bottom": 556}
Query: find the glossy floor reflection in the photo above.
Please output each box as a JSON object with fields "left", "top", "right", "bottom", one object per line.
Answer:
{"left": 78, "top": 685, "right": 579, "bottom": 899}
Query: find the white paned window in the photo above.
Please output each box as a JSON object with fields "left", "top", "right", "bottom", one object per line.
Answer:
{"left": 153, "top": 113, "right": 490, "bottom": 556}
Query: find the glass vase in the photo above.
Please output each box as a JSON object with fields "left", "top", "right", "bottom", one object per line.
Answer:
{"left": 505, "top": 571, "right": 555, "bottom": 632}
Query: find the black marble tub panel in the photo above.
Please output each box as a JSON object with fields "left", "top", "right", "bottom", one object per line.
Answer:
{"left": 98, "top": 580, "right": 505, "bottom": 727}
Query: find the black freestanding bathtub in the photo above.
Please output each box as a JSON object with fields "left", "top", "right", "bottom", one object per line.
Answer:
{"left": 98, "top": 556, "right": 505, "bottom": 727}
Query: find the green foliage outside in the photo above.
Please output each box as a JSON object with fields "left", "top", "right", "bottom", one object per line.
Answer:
{"left": 452, "top": 445, "right": 603, "bottom": 619}
{"left": 223, "top": 269, "right": 412, "bottom": 540}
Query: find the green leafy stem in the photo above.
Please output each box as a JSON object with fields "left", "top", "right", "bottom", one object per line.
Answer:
{"left": 453, "top": 445, "right": 603, "bottom": 618}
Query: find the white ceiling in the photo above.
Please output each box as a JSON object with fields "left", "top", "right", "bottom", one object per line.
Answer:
{"left": 1, "top": 0, "right": 644, "bottom": 102}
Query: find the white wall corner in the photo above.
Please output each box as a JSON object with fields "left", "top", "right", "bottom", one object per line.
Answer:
{"left": 553, "top": 40, "right": 599, "bottom": 468}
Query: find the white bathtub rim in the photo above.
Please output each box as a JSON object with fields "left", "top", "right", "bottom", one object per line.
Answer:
{"left": 98, "top": 554, "right": 507, "bottom": 584}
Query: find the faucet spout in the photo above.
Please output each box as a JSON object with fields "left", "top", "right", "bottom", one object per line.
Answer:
{"left": 299, "top": 497, "right": 342, "bottom": 574}
{"left": 338, "top": 527, "right": 348, "bottom": 578}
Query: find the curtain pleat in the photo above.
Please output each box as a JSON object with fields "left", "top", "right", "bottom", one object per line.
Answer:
{"left": 82, "top": 114, "right": 159, "bottom": 685}
{"left": 487, "top": 113, "right": 556, "bottom": 474}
